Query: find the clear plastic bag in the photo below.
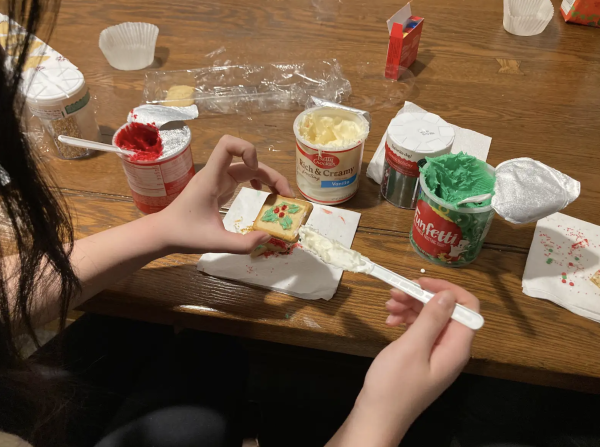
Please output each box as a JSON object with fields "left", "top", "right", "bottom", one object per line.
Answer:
{"left": 142, "top": 59, "right": 352, "bottom": 115}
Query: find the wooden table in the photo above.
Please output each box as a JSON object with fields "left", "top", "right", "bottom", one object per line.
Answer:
{"left": 45, "top": 0, "right": 600, "bottom": 392}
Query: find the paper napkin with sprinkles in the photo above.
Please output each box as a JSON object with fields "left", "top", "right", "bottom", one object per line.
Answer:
{"left": 523, "top": 213, "right": 600, "bottom": 323}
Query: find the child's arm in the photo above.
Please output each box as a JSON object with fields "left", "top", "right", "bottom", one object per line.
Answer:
{"left": 7, "top": 135, "right": 293, "bottom": 328}
{"left": 327, "top": 279, "right": 479, "bottom": 447}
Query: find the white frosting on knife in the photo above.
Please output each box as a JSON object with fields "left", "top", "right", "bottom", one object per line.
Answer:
{"left": 299, "top": 226, "right": 373, "bottom": 274}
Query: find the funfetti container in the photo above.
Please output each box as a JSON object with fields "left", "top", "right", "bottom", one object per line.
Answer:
{"left": 294, "top": 106, "right": 370, "bottom": 205}
{"left": 381, "top": 112, "right": 454, "bottom": 209}
{"left": 409, "top": 159, "right": 496, "bottom": 267}
{"left": 25, "top": 67, "right": 100, "bottom": 159}
{"left": 113, "top": 121, "right": 195, "bottom": 214}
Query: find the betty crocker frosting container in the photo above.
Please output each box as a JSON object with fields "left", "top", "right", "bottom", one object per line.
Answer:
{"left": 410, "top": 162, "right": 496, "bottom": 267}
{"left": 113, "top": 121, "right": 195, "bottom": 214}
{"left": 294, "top": 106, "right": 370, "bottom": 205}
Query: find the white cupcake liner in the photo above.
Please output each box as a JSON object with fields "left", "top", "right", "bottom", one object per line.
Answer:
{"left": 503, "top": 0, "right": 554, "bottom": 36}
{"left": 99, "top": 22, "right": 158, "bottom": 71}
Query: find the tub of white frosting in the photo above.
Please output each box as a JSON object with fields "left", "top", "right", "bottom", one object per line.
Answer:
{"left": 294, "top": 106, "right": 370, "bottom": 205}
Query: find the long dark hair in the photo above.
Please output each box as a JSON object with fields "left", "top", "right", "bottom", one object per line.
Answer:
{"left": 0, "top": 0, "right": 80, "bottom": 444}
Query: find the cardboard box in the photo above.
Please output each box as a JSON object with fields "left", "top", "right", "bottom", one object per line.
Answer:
{"left": 561, "top": 0, "right": 600, "bottom": 27}
{"left": 385, "top": 3, "right": 424, "bottom": 80}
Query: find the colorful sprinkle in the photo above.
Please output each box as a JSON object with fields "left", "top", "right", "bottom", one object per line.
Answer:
{"left": 569, "top": 282, "right": 574, "bottom": 286}
{"left": 546, "top": 258, "right": 553, "bottom": 264}
{"left": 562, "top": 279, "right": 567, "bottom": 283}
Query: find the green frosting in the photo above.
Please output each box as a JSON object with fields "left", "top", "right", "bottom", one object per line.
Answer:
{"left": 422, "top": 152, "right": 496, "bottom": 209}
{"left": 261, "top": 202, "right": 301, "bottom": 230}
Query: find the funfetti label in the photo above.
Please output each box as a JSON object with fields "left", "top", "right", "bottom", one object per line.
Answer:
{"left": 412, "top": 200, "right": 463, "bottom": 257}
{"left": 410, "top": 191, "right": 495, "bottom": 266}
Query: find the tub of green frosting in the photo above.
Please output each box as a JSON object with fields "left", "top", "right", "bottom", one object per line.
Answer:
{"left": 422, "top": 152, "right": 496, "bottom": 209}
{"left": 409, "top": 152, "right": 496, "bottom": 267}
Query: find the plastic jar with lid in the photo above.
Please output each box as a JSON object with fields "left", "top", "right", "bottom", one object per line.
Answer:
{"left": 24, "top": 67, "right": 100, "bottom": 159}
{"left": 381, "top": 112, "right": 455, "bottom": 209}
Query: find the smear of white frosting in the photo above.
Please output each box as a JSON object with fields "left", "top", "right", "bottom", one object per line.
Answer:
{"left": 299, "top": 226, "right": 373, "bottom": 274}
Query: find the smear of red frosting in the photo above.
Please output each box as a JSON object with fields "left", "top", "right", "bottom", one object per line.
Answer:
{"left": 268, "top": 238, "right": 288, "bottom": 250}
{"left": 115, "top": 123, "right": 163, "bottom": 162}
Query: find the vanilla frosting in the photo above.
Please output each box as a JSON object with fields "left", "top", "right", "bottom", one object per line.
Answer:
{"left": 298, "top": 112, "right": 363, "bottom": 148}
{"left": 299, "top": 226, "right": 373, "bottom": 273}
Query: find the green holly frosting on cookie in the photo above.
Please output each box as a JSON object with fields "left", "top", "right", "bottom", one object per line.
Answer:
{"left": 261, "top": 202, "right": 301, "bottom": 230}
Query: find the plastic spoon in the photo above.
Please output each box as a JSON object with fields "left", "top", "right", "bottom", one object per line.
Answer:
{"left": 456, "top": 193, "right": 493, "bottom": 206}
{"left": 58, "top": 135, "right": 136, "bottom": 156}
{"left": 298, "top": 226, "right": 484, "bottom": 330}
{"left": 366, "top": 261, "right": 484, "bottom": 330}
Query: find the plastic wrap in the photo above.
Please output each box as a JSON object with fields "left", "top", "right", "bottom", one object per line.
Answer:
{"left": 142, "top": 59, "right": 352, "bottom": 115}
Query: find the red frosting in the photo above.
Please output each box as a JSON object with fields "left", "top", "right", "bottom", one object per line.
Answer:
{"left": 268, "top": 238, "right": 288, "bottom": 250}
{"left": 115, "top": 123, "right": 163, "bottom": 162}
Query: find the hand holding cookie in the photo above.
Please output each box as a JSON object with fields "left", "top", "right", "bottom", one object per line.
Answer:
{"left": 155, "top": 135, "right": 294, "bottom": 255}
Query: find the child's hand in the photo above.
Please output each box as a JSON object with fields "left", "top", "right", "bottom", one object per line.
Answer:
{"left": 156, "top": 135, "right": 294, "bottom": 254}
{"left": 369, "top": 278, "right": 478, "bottom": 413}
{"left": 327, "top": 279, "right": 479, "bottom": 447}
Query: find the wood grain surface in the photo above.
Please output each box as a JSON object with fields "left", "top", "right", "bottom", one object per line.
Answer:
{"left": 36, "top": 0, "right": 600, "bottom": 391}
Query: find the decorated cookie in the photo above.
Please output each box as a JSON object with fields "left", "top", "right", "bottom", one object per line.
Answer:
{"left": 252, "top": 194, "right": 313, "bottom": 243}
{"left": 591, "top": 270, "right": 600, "bottom": 290}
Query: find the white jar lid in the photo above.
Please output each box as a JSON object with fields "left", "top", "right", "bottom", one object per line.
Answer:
{"left": 23, "top": 67, "right": 85, "bottom": 104}
{"left": 387, "top": 112, "right": 455, "bottom": 154}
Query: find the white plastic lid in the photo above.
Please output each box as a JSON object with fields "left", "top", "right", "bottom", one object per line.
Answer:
{"left": 24, "top": 67, "right": 85, "bottom": 104}
{"left": 387, "top": 112, "right": 455, "bottom": 154}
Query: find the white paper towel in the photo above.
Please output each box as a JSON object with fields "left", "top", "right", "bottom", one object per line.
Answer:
{"left": 366, "top": 101, "right": 492, "bottom": 184}
{"left": 523, "top": 213, "right": 600, "bottom": 323}
{"left": 197, "top": 188, "right": 362, "bottom": 300}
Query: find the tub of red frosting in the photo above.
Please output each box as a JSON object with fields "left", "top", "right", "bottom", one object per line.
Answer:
{"left": 113, "top": 121, "right": 195, "bottom": 214}
{"left": 114, "top": 122, "right": 163, "bottom": 162}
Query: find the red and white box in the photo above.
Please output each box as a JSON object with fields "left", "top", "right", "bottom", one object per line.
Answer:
{"left": 560, "top": 0, "right": 600, "bottom": 27}
{"left": 385, "top": 3, "right": 424, "bottom": 79}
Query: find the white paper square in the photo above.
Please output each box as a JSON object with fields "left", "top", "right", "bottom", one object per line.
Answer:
{"left": 197, "top": 188, "right": 362, "bottom": 300}
{"left": 523, "top": 213, "right": 600, "bottom": 321}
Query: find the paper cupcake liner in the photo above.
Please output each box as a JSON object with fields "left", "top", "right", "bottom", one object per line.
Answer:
{"left": 503, "top": 0, "right": 554, "bottom": 36}
{"left": 99, "top": 22, "right": 158, "bottom": 71}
